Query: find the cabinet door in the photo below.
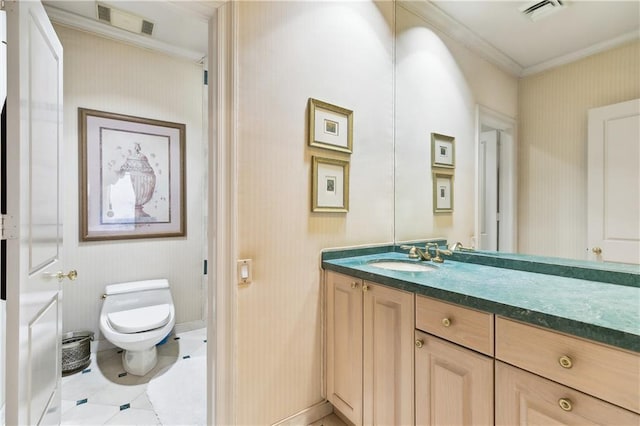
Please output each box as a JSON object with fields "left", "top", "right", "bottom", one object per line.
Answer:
{"left": 363, "top": 282, "right": 414, "bottom": 426}
{"left": 496, "top": 361, "right": 640, "bottom": 425}
{"left": 415, "top": 330, "right": 494, "bottom": 426}
{"left": 326, "top": 272, "right": 363, "bottom": 425}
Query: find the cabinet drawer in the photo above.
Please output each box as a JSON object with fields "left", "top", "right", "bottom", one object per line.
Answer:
{"left": 496, "top": 317, "right": 640, "bottom": 414}
{"left": 416, "top": 295, "right": 494, "bottom": 356}
{"left": 496, "top": 361, "right": 639, "bottom": 425}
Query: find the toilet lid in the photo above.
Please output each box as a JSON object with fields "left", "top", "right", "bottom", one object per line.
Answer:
{"left": 107, "top": 304, "right": 171, "bottom": 334}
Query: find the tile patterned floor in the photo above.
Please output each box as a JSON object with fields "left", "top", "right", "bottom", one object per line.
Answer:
{"left": 61, "top": 328, "right": 206, "bottom": 425}
{"left": 61, "top": 327, "right": 348, "bottom": 425}
{"left": 309, "top": 413, "right": 348, "bottom": 426}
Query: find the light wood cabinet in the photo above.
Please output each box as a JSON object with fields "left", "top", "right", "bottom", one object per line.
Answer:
{"left": 325, "top": 269, "right": 640, "bottom": 426}
{"left": 496, "top": 316, "right": 640, "bottom": 414}
{"left": 363, "top": 281, "right": 414, "bottom": 425}
{"left": 496, "top": 317, "right": 640, "bottom": 424}
{"left": 496, "top": 361, "right": 640, "bottom": 425}
{"left": 326, "top": 271, "right": 414, "bottom": 426}
{"left": 326, "top": 272, "right": 363, "bottom": 424}
{"left": 414, "top": 330, "right": 494, "bottom": 426}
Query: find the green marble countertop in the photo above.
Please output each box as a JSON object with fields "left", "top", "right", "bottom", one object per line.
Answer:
{"left": 322, "top": 251, "right": 640, "bottom": 352}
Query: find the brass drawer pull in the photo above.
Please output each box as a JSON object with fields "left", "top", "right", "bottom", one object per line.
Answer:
{"left": 441, "top": 317, "right": 451, "bottom": 327}
{"left": 362, "top": 284, "right": 369, "bottom": 292}
{"left": 415, "top": 339, "right": 424, "bottom": 348}
{"left": 559, "top": 355, "right": 573, "bottom": 369}
{"left": 558, "top": 398, "right": 573, "bottom": 412}
{"left": 351, "top": 282, "right": 358, "bottom": 289}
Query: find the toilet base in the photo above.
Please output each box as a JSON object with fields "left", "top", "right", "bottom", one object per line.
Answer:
{"left": 122, "top": 346, "right": 158, "bottom": 376}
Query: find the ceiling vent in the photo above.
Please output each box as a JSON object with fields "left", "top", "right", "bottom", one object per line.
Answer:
{"left": 96, "top": 3, "right": 154, "bottom": 36}
{"left": 519, "top": 0, "right": 567, "bottom": 22}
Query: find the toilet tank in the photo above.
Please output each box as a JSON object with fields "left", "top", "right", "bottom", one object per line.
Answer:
{"left": 103, "top": 279, "right": 173, "bottom": 312}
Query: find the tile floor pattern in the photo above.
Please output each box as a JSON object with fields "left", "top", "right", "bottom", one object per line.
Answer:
{"left": 62, "top": 327, "right": 347, "bottom": 426}
{"left": 309, "top": 414, "right": 348, "bottom": 426}
{"left": 61, "top": 328, "right": 206, "bottom": 425}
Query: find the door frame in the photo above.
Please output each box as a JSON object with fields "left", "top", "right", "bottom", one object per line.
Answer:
{"left": 208, "top": 3, "right": 238, "bottom": 425}
{"left": 475, "top": 105, "right": 518, "bottom": 252}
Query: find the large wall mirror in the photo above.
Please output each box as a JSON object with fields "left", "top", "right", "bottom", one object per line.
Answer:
{"left": 393, "top": 1, "right": 640, "bottom": 263}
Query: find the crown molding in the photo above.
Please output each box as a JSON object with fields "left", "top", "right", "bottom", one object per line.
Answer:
{"left": 521, "top": 29, "right": 640, "bottom": 76}
{"left": 398, "top": 1, "right": 640, "bottom": 78}
{"left": 398, "top": 0, "right": 524, "bottom": 77}
{"left": 167, "top": 1, "right": 224, "bottom": 22}
{"left": 44, "top": 5, "right": 206, "bottom": 63}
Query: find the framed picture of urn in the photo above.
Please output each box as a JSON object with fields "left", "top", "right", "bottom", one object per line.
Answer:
{"left": 79, "top": 108, "right": 186, "bottom": 241}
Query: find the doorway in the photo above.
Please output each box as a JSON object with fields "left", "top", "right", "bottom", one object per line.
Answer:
{"left": 476, "top": 106, "right": 517, "bottom": 253}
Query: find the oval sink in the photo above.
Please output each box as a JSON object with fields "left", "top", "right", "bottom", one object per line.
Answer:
{"left": 367, "top": 260, "right": 437, "bottom": 272}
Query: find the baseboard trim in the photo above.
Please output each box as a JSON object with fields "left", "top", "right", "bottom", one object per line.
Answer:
{"left": 272, "top": 401, "right": 333, "bottom": 426}
{"left": 174, "top": 319, "right": 206, "bottom": 334}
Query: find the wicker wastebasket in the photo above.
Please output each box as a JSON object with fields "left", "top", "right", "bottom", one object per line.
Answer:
{"left": 62, "top": 331, "right": 94, "bottom": 375}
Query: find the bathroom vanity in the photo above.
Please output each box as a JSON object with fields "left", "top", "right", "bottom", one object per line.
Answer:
{"left": 322, "top": 247, "right": 640, "bottom": 425}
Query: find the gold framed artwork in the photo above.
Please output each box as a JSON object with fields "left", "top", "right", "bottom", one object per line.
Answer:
{"left": 312, "top": 156, "right": 349, "bottom": 212}
{"left": 79, "top": 108, "right": 186, "bottom": 241}
{"left": 433, "top": 172, "right": 454, "bottom": 213}
{"left": 431, "top": 132, "right": 455, "bottom": 168}
{"left": 308, "top": 98, "right": 353, "bottom": 154}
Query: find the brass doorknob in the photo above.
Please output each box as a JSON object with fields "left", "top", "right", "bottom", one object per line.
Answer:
{"left": 592, "top": 247, "right": 602, "bottom": 255}
{"left": 362, "top": 284, "right": 369, "bottom": 292}
{"left": 415, "top": 339, "right": 424, "bottom": 348}
{"left": 56, "top": 270, "right": 78, "bottom": 282}
{"left": 442, "top": 318, "right": 452, "bottom": 327}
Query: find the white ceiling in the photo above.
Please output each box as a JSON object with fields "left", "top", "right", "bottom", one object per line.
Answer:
{"left": 430, "top": 0, "right": 640, "bottom": 75}
{"left": 44, "top": 1, "right": 640, "bottom": 74}
{"left": 43, "top": 1, "right": 222, "bottom": 61}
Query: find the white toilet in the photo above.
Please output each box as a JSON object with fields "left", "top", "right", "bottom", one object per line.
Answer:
{"left": 99, "top": 279, "right": 176, "bottom": 376}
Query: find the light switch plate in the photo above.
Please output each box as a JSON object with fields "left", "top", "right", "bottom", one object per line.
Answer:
{"left": 237, "top": 259, "right": 252, "bottom": 285}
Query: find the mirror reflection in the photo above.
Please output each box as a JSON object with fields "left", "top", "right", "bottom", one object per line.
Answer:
{"left": 394, "top": 1, "right": 640, "bottom": 264}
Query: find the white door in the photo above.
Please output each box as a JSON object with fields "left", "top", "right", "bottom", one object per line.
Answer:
{"left": 5, "top": 1, "right": 67, "bottom": 424}
{"left": 587, "top": 99, "right": 640, "bottom": 264}
{"left": 479, "top": 130, "right": 499, "bottom": 251}
{"left": 477, "top": 106, "right": 517, "bottom": 254}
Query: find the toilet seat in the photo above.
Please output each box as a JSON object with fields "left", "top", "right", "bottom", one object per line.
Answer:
{"left": 107, "top": 304, "right": 171, "bottom": 334}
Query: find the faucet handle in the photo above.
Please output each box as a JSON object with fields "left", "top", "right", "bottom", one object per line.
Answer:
{"left": 400, "top": 245, "right": 420, "bottom": 259}
{"left": 449, "top": 241, "right": 463, "bottom": 251}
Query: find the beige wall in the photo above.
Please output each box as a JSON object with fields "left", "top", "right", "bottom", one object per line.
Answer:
{"left": 235, "top": 2, "right": 394, "bottom": 424}
{"left": 518, "top": 40, "right": 640, "bottom": 259}
{"left": 395, "top": 4, "right": 518, "bottom": 244}
{"left": 55, "top": 25, "right": 207, "bottom": 338}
